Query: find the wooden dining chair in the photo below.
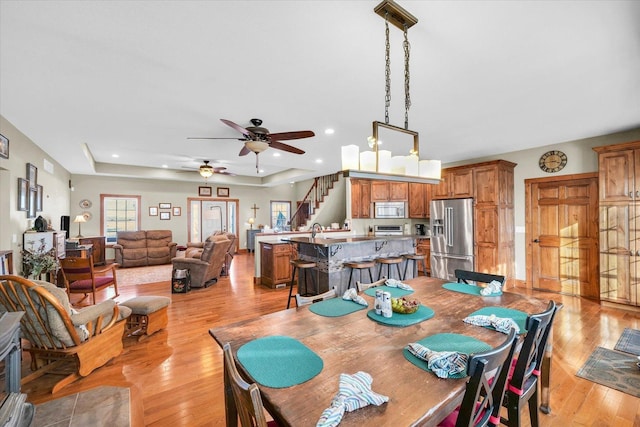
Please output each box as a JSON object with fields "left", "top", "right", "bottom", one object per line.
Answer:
{"left": 500, "top": 300, "right": 557, "bottom": 427}
{"left": 294, "top": 287, "right": 337, "bottom": 307}
{"left": 60, "top": 256, "right": 119, "bottom": 305}
{"left": 222, "top": 343, "right": 278, "bottom": 427}
{"left": 438, "top": 328, "right": 518, "bottom": 427}
{"left": 454, "top": 269, "right": 505, "bottom": 286}
{"left": 355, "top": 277, "right": 387, "bottom": 293}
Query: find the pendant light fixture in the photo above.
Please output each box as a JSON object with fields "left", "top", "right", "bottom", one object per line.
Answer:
{"left": 342, "top": 0, "right": 441, "bottom": 184}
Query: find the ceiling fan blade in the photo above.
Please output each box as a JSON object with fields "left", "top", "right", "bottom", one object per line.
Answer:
{"left": 187, "top": 137, "right": 243, "bottom": 140}
{"left": 268, "top": 130, "right": 315, "bottom": 141}
{"left": 221, "top": 119, "right": 255, "bottom": 138}
{"left": 239, "top": 145, "right": 251, "bottom": 156}
{"left": 269, "top": 141, "right": 305, "bottom": 155}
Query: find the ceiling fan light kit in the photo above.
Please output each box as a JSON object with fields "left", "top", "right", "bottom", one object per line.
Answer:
{"left": 342, "top": 0, "right": 441, "bottom": 185}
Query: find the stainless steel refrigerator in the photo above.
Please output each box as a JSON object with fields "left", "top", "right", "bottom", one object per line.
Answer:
{"left": 430, "top": 198, "right": 474, "bottom": 281}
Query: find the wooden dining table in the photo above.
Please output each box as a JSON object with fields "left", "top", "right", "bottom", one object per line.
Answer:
{"left": 209, "top": 276, "right": 551, "bottom": 427}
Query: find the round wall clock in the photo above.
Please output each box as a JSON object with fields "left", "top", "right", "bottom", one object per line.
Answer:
{"left": 79, "top": 199, "right": 92, "bottom": 209}
{"left": 539, "top": 150, "right": 567, "bottom": 173}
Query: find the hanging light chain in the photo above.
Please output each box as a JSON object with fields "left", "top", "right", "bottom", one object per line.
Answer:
{"left": 384, "top": 12, "right": 391, "bottom": 125}
{"left": 403, "top": 23, "right": 411, "bottom": 130}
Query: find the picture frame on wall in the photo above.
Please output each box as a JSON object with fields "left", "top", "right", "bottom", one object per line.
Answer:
{"left": 173, "top": 207, "right": 181, "bottom": 216}
{"left": 198, "top": 186, "right": 212, "bottom": 197}
{"left": 0, "top": 134, "right": 8, "bottom": 159}
{"left": 17, "top": 178, "right": 28, "bottom": 211}
{"left": 159, "top": 203, "right": 171, "bottom": 209}
{"left": 160, "top": 212, "right": 170, "bottom": 220}
{"left": 26, "top": 163, "right": 37, "bottom": 188}
{"left": 36, "top": 185, "right": 43, "bottom": 212}
{"left": 149, "top": 206, "right": 158, "bottom": 216}
{"left": 28, "top": 188, "right": 37, "bottom": 219}
{"left": 217, "top": 187, "right": 230, "bottom": 197}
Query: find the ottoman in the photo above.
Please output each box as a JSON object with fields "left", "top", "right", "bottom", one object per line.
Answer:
{"left": 120, "top": 296, "right": 170, "bottom": 340}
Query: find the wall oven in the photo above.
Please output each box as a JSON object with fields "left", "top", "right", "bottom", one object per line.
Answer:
{"left": 374, "top": 202, "right": 406, "bottom": 219}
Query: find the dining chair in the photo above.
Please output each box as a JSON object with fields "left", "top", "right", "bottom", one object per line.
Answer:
{"left": 355, "top": 277, "right": 387, "bottom": 293}
{"left": 500, "top": 300, "right": 557, "bottom": 427}
{"left": 59, "top": 256, "right": 119, "bottom": 305}
{"left": 438, "top": 328, "right": 518, "bottom": 427}
{"left": 295, "top": 287, "right": 337, "bottom": 307}
{"left": 454, "top": 269, "right": 505, "bottom": 286}
{"left": 222, "top": 342, "right": 278, "bottom": 427}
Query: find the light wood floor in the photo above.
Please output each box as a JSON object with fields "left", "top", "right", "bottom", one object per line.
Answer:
{"left": 20, "top": 253, "right": 640, "bottom": 426}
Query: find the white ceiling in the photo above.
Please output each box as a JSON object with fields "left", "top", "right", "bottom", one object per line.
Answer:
{"left": 1, "top": 1, "right": 639, "bottom": 186}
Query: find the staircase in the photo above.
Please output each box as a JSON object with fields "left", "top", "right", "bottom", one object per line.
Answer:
{"left": 288, "top": 172, "right": 341, "bottom": 231}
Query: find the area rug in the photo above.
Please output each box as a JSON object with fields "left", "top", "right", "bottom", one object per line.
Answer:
{"left": 576, "top": 346, "right": 640, "bottom": 397}
{"left": 115, "top": 264, "right": 173, "bottom": 286}
{"left": 614, "top": 328, "right": 640, "bottom": 356}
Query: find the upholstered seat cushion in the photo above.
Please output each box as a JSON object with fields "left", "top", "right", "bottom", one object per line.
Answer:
{"left": 120, "top": 296, "right": 170, "bottom": 315}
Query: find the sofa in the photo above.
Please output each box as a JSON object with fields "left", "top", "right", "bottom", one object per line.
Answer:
{"left": 113, "top": 230, "right": 177, "bottom": 268}
{"left": 172, "top": 235, "right": 232, "bottom": 288}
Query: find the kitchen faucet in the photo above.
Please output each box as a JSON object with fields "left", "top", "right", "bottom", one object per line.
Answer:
{"left": 311, "top": 223, "right": 322, "bottom": 239}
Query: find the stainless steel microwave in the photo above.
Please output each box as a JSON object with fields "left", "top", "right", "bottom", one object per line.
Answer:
{"left": 374, "top": 202, "right": 406, "bottom": 219}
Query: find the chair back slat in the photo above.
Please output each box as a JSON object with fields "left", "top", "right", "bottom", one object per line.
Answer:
{"left": 455, "top": 269, "right": 505, "bottom": 286}
{"left": 295, "top": 288, "right": 337, "bottom": 307}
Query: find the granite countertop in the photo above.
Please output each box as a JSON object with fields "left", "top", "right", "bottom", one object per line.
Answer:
{"left": 282, "top": 235, "right": 418, "bottom": 247}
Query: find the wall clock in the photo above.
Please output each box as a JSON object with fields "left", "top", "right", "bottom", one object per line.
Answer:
{"left": 539, "top": 150, "right": 567, "bottom": 173}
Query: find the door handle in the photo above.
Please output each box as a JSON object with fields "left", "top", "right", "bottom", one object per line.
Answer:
{"left": 533, "top": 239, "right": 540, "bottom": 243}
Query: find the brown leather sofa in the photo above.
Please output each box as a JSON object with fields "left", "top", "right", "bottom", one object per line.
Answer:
{"left": 171, "top": 235, "right": 232, "bottom": 288}
{"left": 113, "top": 230, "right": 177, "bottom": 268}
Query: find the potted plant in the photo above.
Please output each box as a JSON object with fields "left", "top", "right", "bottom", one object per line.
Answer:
{"left": 22, "top": 238, "right": 59, "bottom": 279}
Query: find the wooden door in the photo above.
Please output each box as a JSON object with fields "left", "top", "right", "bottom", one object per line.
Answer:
{"left": 527, "top": 174, "right": 599, "bottom": 300}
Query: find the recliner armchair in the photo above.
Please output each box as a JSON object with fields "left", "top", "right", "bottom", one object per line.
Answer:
{"left": 171, "top": 237, "right": 231, "bottom": 288}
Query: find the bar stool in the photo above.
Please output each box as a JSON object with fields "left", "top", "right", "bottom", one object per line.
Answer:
{"left": 375, "top": 256, "right": 403, "bottom": 280}
{"left": 402, "top": 253, "right": 427, "bottom": 280}
{"left": 287, "top": 259, "right": 317, "bottom": 309}
{"left": 343, "top": 260, "right": 375, "bottom": 290}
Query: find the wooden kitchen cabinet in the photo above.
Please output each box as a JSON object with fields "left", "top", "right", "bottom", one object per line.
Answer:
{"left": 416, "top": 238, "right": 431, "bottom": 275}
{"left": 408, "top": 182, "right": 431, "bottom": 218}
{"left": 432, "top": 167, "right": 474, "bottom": 199}
{"left": 371, "top": 181, "right": 408, "bottom": 202}
{"left": 78, "top": 236, "right": 106, "bottom": 265}
{"left": 260, "top": 242, "right": 294, "bottom": 288}
{"left": 350, "top": 179, "right": 372, "bottom": 219}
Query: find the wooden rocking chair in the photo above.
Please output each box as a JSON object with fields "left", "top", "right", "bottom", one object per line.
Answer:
{"left": 0, "top": 275, "right": 128, "bottom": 393}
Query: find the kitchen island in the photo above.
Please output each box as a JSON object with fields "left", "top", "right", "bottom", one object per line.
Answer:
{"left": 282, "top": 235, "right": 418, "bottom": 295}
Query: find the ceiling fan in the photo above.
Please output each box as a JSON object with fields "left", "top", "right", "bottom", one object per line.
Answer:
{"left": 188, "top": 118, "right": 315, "bottom": 172}
{"left": 182, "top": 160, "right": 235, "bottom": 178}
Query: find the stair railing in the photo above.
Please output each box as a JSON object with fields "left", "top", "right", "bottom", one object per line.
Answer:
{"left": 289, "top": 172, "right": 341, "bottom": 231}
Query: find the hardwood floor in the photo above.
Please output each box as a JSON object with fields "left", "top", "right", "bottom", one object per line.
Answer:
{"left": 20, "top": 253, "right": 640, "bottom": 426}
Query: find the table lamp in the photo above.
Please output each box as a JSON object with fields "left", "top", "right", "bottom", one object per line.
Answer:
{"left": 248, "top": 217, "right": 255, "bottom": 229}
{"left": 73, "top": 214, "right": 86, "bottom": 238}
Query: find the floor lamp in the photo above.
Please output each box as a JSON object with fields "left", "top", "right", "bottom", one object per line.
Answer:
{"left": 73, "top": 215, "right": 86, "bottom": 238}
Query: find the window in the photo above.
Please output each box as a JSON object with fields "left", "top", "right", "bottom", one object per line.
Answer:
{"left": 101, "top": 195, "right": 141, "bottom": 243}
{"left": 270, "top": 201, "right": 291, "bottom": 230}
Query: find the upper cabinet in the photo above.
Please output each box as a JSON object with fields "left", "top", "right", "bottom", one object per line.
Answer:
{"left": 408, "top": 183, "right": 431, "bottom": 218}
{"left": 371, "top": 181, "right": 408, "bottom": 202}
{"left": 595, "top": 146, "right": 639, "bottom": 202}
{"left": 351, "top": 179, "right": 372, "bottom": 219}
{"left": 432, "top": 167, "right": 474, "bottom": 199}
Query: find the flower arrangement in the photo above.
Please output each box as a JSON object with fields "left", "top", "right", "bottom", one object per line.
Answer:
{"left": 22, "top": 238, "right": 59, "bottom": 279}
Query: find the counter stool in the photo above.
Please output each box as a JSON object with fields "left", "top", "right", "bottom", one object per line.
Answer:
{"left": 120, "top": 295, "right": 171, "bottom": 341}
{"left": 287, "top": 259, "right": 317, "bottom": 309}
{"left": 402, "top": 253, "right": 427, "bottom": 280}
{"left": 343, "top": 260, "right": 375, "bottom": 290}
{"left": 376, "top": 256, "right": 403, "bottom": 281}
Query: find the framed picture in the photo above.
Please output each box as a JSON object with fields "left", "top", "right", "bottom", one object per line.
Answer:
{"left": 173, "top": 207, "right": 181, "bottom": 216}
{"left": 149, "top": 206, "right": 158, "bottom": 216}
{"left": 160, "top": 212, "right": 171, "bottom": 220}
{"left": 199, "top": 186, "right": 212, "bottom": 197}
{"left": 26, "top": 163, "right": 37, "bottom": 188}
{"left": 217, "top": 187, "right": 230, "bottom": 197}
{"left": 36, "top": 184, "right": 43, "bottom": 212}
{"left": 159, "top": 203, "right": 171, "bottom": 209}
{"left": 0, "top": 134, "right": 8, "bottom": 159}
{"left": 17, "top": 178, "right": 28, "bottom": 211}
{"left": 28, "top": 188, "right": 37, "bottom": 218}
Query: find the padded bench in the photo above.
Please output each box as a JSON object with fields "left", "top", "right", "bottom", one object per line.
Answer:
{"left": 120, "top": 296, "right": 170, "bottom": 340}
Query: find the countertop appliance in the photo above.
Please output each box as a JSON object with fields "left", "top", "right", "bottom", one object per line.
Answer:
{"left": 374, "top": 225, "right": 404, "bottom": 236}
{"left": 374, "top": 202, "right": 406, "bottom": 219}
{"left": 430, "top": 198, "right": 474, "bottom": 281}
{"left": 415, "top": 224, "right": 427, "bottom": 236}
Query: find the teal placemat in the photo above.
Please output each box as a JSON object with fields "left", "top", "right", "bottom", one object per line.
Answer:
{"left": 403, "top": 333, "right": 491, "bottom": 378}
{"left": 442, "top": 282, "right": 503, "bottom": 296}
{"left": 308, "top": 298, "right": 367, "bottom": 317}
{"left": 366, "top": 305, "right": 435, "bottom": 327}
{"left": 237, "top": 335, "right": 323, "bottom": 388}
{"left": 364, "top": 285, "right": 414, "bottom": 298}
{"left": 467, "top": 307, "right": 528, "bottom": 334}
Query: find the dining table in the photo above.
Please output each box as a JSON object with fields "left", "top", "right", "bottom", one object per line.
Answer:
{"left": 209, "top": 276, "right": 552, "bottom": 427}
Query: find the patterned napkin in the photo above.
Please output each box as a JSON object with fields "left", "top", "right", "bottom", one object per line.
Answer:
{"left": 342, "top": 288, "right": 368, "bottom": 307}
{"left": 463, "top": 314, "right": 520, "bottom": 334}
{"left": 385, "top": 278, "right": 414, "bottom": 291}
{"left": 480, "top": 280, "right": 503, "bottom": 296}
{"left": 316, "top": 371, "right": 389, "bottom": 427}
{"left": 405, "top": 342, "right": 468, "bottom": 378}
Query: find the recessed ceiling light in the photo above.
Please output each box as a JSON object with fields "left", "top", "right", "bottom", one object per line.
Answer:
{"left": 273, "top": 152, "right": 281, "bottom": 157}
{"left": 324, "top": 128, "right": 335, "bottom": 135}
{"left": 162, "top": 164, "right": 168, "bottom": 168}
{"left": 112, "top": 154, "right": 119, "bottom": 158}
{"left": 315, "top": 159, "right": 323, "bottom": 164}
{"left": 258, "top": 169, "right": 265, "bottom": 173}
